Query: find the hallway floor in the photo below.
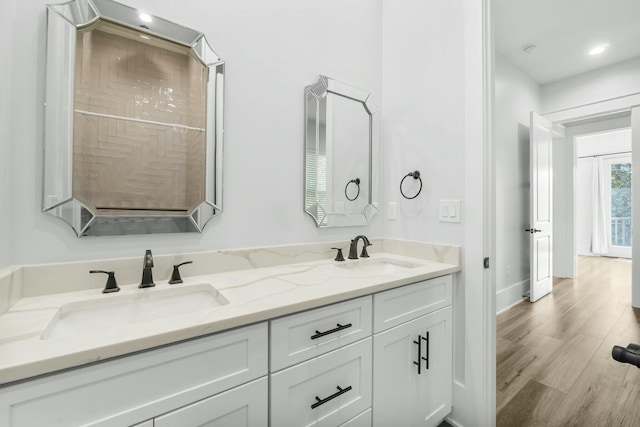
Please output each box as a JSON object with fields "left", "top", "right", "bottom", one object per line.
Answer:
{"left": 497, "top": 256, "right": 640, "bottom": 426}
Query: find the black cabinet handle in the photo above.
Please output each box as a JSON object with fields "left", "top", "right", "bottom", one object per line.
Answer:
{"left": 423, "top": 331, "right": 430, "bottom": 370}
{"left": 525, "top": 228, "right": 542, "bottom": 234}
{"left": 311, "top": 385, "right": 352, "bottom": 409}
{"left": 414, "top": 335, "right": 423, "bottom": 374}
{"left": 414, "top": 332, "right": 430, "bottom": 374}
{"left": 310, "top": 323, "right": 352, "bottom": 340}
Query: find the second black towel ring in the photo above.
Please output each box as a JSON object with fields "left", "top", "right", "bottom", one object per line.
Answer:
{"left": 345, "top": 178, "right": 361, "bottom": 201}
{"left": 400, "top": 171, "right": 422, "bottom": 199}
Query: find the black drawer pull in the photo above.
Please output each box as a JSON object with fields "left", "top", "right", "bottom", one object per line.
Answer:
{"left": 413, "top": 335, "right": 423, "bottom": 374}
{"left": 310, "top": 323, "right": 352, "bottom": 340}
{"left": 311, "top": 385, "right": 352, "bottom": 409}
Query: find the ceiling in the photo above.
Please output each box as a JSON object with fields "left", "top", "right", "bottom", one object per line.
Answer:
{"left": 493, "top": 0, "right": 640, "bottom": 85}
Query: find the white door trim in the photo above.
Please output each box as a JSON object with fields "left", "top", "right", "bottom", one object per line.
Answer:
{"left": 543, "top": 93, "right": 640, "bottom": 124}
{"left": 632, "top": 107, "right": 640, "bottom": 307}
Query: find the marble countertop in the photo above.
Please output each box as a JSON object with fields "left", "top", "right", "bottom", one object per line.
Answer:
{"left": 0, "top": 252, "right": 459, "bottom": 385}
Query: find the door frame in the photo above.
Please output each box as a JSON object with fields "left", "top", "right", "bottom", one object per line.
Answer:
{"left": 545, "top": 110, "right": 636, "bottom": 280}
{"left": 484, "top": 2, "right": 640, "bottom": 425}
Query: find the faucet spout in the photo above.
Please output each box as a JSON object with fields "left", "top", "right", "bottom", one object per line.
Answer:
{"left": 348, "top": 235, "right": 372, "bottom": 260}
{"left": 139, "top": 249, "right": 155, "bottom": 288}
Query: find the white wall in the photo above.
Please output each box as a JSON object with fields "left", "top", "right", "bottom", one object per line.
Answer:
{"left": 493, "top": 54, "right": 541, "bottom": 312}
{"left": 383, "top": 1, "right": 493, "bottom": 425}
{"left": 0, "top": 1, "right": 16, "bottom": 270}
{"left": 382, "top": 1, "right": 465, "bottom": 246}
{"left": 542, "top": 56, "right": 640, "bottom": 114}
{"left": 6, "top": 0, "right": 384, "bottom": 265}
{"left": 4, "top": 1, "right": 491, "bottom": 422}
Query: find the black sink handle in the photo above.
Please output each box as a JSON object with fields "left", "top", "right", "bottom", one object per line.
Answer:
{"left": 169, "top": 261, "right": 193, "bottom": 285}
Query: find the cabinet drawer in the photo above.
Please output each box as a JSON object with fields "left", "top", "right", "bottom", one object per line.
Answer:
{"left": 373, "top": 275, "right": 452, "bottom": 332}
{"left": 340, "top": 408, "right": 372, "bottom": 426}
{"left": 154, "top": 377, "right": 268, "bottom": 427}
{"left": 270, "top": 296, "right": 372, "bottom": 371}
{"left": 270, "top": 338, "right": 372, "bottom": 427}
{"left": 0, "top": 322, "right": 268, "bottom": 427}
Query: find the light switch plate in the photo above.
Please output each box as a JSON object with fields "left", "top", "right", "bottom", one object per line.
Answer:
{"left": 439, "top": 200, "right": 462, "bottom": 223}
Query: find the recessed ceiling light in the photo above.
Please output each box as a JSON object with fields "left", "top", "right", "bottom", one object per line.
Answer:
{"left": 139, "top": 13, "right": 152, "bottom": 23}
{"left": 522, "top": 44, "right": 537, "bottom": 54}
{"left": 588, "top": 44, "right": 609, "bottom": 56}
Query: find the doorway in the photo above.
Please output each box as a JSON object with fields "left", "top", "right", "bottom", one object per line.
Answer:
{"left": 576, "top": 129, "right": 632, "bottom": 260}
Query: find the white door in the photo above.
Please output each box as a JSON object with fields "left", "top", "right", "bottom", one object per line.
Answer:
{"left": 603, "top": 154, "right": 632, "bottom": 258}
{"left": 529, "top": 112, "right": 553, "bottom": 302}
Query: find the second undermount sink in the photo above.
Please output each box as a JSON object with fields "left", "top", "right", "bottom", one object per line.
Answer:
{"left": 336, "top": 258, "right": 423, "bottom": 275}
{"left": 41, "top": 284, "right": 228, "bottom": 340}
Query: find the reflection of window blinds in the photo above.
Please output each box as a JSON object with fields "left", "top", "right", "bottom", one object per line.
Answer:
{"left": 318, "top": 155, "right": 327, "bottom": 207}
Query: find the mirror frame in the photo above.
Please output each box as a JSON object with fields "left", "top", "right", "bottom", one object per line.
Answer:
{"left": 42, "top": 0, "right": 224, "bottom": 236}
{"left": 304, "top": 75, "right": 379, "bottom": 227}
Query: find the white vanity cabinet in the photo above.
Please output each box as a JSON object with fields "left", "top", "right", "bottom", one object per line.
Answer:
{"left": 372, "top": 276, "right": 453, "bottom": 427}
{"left": 269, "top": 297, "right": 373, "bottom": 427}
{"left": 271, "top": 339, "right": 372, "bottom": 427}
{"left": 0, "top": 274, "right": 454, "bottom": 427}
{"left": 270, "top": 296, "right": 372, "bottom": 371}
{"left": 153, "top": 377, "right": 268, "bottom": 427}
{"left": 0, "top": 322, "right": 268, "bottom": 427}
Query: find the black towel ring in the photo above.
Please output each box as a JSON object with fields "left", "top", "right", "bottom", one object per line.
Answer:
{"left": 345, "top": 178, "right": 361, "bottom": 201}
{"left": 400, "top": 171, "right": 422, "bottom": 200}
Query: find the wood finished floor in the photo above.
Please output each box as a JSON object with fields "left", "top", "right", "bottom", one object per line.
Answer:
{"left": 497, "top": 256, "right": 640, "bottom": 427}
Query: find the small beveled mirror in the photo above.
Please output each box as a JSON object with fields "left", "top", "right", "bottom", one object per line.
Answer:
{"left": 43, "top": 0, "right": 224, "bottom": 236}
{"left": 304, "top": 75, "right": 379, "bottom": 227}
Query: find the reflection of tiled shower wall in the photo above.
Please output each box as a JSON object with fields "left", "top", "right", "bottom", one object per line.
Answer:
{"left": 73, "top": 22, "right": 206, "bottom": 213}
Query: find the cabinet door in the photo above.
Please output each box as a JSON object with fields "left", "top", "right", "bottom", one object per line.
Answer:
{"left": 373, "top": 307, "right": 452, "bottom": 427}
{"left": 415, "top": 306, "right": 452, "bottom": 427}
{"left": 0, "top": 322, "right": 268, "bottom": 427}
{"left": 372, "top": 319, "right": 418, "bottom": 427}
{"left": 154, "top": 377, "right": 267, "bottom": 427}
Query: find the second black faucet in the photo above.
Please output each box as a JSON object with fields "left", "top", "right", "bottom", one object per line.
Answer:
{"left": 139, "top": 249, "right": 155, "bottom": 288}
{"left": 348, "top": 235, "right": 372, "bottom": 260}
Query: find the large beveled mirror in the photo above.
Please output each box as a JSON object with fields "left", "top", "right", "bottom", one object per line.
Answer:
{"left": 304, "top": 75, "right": 379, "bottom": 227}
{"left": 43, "top": 0, "right": 224, "bottom": 236}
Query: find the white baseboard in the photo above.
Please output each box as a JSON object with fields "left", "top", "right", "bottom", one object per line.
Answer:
{"left": 496, "top": 279, "right": 529, "bottom": 314}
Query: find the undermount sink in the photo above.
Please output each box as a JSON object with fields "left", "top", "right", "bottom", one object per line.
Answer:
{"left": 335, "top": 258, "right": 423, "bottom": 275}
{"left": 41, "top": 284, "right": 228, "bottom": 340}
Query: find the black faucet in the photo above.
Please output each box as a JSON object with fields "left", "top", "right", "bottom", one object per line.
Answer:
{"left": 348, "top": 235, "right": 372, "bottom": 260}
{"left": 139, "top": 249, "right": 155, "bottom": 288}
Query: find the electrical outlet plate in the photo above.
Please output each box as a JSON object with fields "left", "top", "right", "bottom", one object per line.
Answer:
{"left": 387, "top": 202, "right": 397, "bottom": 220}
